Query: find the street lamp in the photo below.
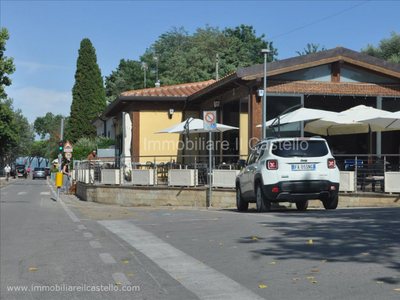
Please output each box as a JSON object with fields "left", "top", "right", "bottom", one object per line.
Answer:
{"left": 261, "top": 49, "right": 270, "bottom": 139}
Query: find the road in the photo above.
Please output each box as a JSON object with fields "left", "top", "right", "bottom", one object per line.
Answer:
{"left": 1, "top": 178, "right": 400, "bottom": 299}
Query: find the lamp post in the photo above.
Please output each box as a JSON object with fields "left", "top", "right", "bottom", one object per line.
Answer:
{"left": 261, "top": 49, "right": 270, "bottom": 139}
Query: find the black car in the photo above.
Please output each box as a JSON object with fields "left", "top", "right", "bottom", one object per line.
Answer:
{"left": 16, "top": 165, "right": 27, "bottom": 178}
{"left": 45, "top": 167, "right": 51, "bottom": 177}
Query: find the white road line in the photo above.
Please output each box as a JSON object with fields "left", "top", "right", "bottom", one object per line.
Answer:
{"left": 78, "top": 225, "right": 87, "bottom": 230}
{"left": 89, "top": 241, "right": 103, "bottom": 249}
{"left": 59, "top": 201, "right": 81, "bottom": 223}
{"left": 40, "top": 192, "right": 51, "bottom": 195}
{"left": 112, "top": 273, "right": 131, "bottom": 286}
{"left": 2, "top": 192, "right": 8, "bottom": 195}
{"left": 99, "top": 253, "right": 116, "bottom": 264}
{"left": 99, "top": 220, "right": 264, "bottom": 300}
{"left": 83, "top": 232, "right": 93, "bottom": 238}
{"left": 17, "top": 191, "right": 27, "bottom": 195}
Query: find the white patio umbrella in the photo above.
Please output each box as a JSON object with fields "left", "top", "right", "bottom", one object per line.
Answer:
{"left": 257, "top": 107, "right": 338, "bottom": 128}
{"left": 155, "top": 117, "right": 239, "bottom": 134}
{"left": 359, "top": 110, "right": 400, "bottom": 130}
{"left": 304, "top": 105, "right": 393, "bottom": 135}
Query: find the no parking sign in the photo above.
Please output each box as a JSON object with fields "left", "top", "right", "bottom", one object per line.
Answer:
{"left": 203, "top": 110, "right": 217, "bottom": 131}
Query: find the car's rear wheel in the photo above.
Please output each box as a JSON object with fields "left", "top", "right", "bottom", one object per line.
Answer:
{"left": 236, "top": 185, "right": 248, "bottom": 212}
{"left": 323, "top": 195, "right": 338, "bottom": 210}
{"left": 256, "top": 184, "right": 271, "bottom": 212}
{"left": 296, "top": 200, "right": 309, "bottom": 211}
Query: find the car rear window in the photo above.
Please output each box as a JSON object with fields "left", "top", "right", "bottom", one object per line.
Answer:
{"left": 34, "top": 168, "right": 45, "bottom": 171}
{"left": 272, "top": 140, "right": 329, "bottom": 157}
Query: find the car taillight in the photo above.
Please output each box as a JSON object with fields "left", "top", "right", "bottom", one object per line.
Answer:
{"left": 328, "top": 159, "right": 336, "bottom": 169}
{"left": 33, "top": 172, "right": 36, "bottom": 175}
{"left": 267, "top": 160, "right": 278, "bottom": 170}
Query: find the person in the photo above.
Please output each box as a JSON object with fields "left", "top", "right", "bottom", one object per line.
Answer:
{"left": 27, "top": 166, "right": 31, "bottom": 178}
{"left": 4, "top": 164, "right": 11, "bottom": 181}
{"left": 60, "top": 160, "right": 71, "bottom": 194}
{"left": 87, "top": 149, "right": 97, "bottom": 160}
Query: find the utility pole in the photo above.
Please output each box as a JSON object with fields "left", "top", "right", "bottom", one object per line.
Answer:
{"left": 141, "top": 64, "right": 148, "bottom": 89}
{"left": 57, "top": 118, "right": 64, "bottom": 201}
{"left": 154, "top": 55, "right": 160, "bottom": 87}
{"left": 215, "top": 54, "right": 219, "bottom": 80}
{"left": 261, "top": 49, "right": 270, "bottom": 139}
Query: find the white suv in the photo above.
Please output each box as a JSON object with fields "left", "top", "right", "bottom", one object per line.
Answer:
{"left": 236, "top": 137, "right": 340, "bottom": 212}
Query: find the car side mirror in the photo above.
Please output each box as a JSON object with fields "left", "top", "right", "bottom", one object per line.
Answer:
{"left": 237, "top": 159, "right": 247, "bottom": 169}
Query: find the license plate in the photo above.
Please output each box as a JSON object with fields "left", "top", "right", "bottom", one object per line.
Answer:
{"left": 291, "top": 164, "right": 316, "bottom": 171}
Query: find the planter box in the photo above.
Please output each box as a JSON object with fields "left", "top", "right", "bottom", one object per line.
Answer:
{"left": 213, "top": 170, "right": 239, "bottom": 188}
{"left": 385, "top": 172, "right": 400, "bottom": 193}
{"left": 168, "top": 169, "right": 198, "bottom": 187}
{"left": 101, "top": 169, "right": 120, "bottom": 185}
{"left": 339, "top": 171, "right": 355, "bottom": 192}
{"left": 131, "top": 169, "right": 156, "bottom": 185}
{"left": 77, "top": 169, "right": 94, "bottom": 184}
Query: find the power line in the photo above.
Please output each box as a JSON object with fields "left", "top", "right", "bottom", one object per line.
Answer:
{"left": 267, "top": 0, "right": 372, "bottom": 40}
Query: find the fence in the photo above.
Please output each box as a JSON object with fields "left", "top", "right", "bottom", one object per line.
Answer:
{"left": 72, "top": 154, "right": 400, "bottom": 193}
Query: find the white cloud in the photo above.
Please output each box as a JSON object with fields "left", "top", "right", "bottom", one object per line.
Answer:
{"left": 8, "top": 87, "right": 72, "bottom": 124}
{"left": 15, "top": 60, "right": 68, "bottom": 74}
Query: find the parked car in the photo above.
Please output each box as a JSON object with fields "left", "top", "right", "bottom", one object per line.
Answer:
{"left": 32, "top": 167, "right": 47, "bottom": 180}
{"left": 236, "top": 137, "right": 340, "bottom": 212}
{"left": 45, "top": 167, "right": 51, "bottom": 178}
{"left": 16, "top": 164, "right": 27, "bottom": 178}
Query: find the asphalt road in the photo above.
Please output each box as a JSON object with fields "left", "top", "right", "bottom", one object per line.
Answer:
{"left": 1, "top": 178, "right": 400, "bottom": 300}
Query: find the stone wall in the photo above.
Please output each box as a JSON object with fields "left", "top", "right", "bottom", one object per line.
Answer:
{"left": 76, "top": 183, "right": 399, "bottom": 209}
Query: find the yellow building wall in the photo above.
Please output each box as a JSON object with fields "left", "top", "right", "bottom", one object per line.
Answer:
{"left": 139, "top": 111, "right": 200, "bottom": 163}
{"left": 239, "top": 112, "right": 249, "bottom": 157}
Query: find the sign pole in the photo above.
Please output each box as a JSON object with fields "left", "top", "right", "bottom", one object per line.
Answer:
{"left": 209, "top": 131, "right": 212, "bottom": 208}
{"left": 57, "top": 118, "right": 64, "bottom": 201}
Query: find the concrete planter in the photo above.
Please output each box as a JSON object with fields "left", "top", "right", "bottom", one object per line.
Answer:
{"left": 101, "top": 169, "right": 120, "bottom": 185}
{"left": 339, "top": 171, "right": 355, "bottom": 192}
{"left": 384, "top": 172, "right": 400, "bottom": 193}
{"left": 168, "top": 169, "right": 198, "bottom": 187}
{"left": 213, "top": 170, "right": 239, "bottom": 188}
{"left": 131, "top": 169, "right": 156, "bottom": 185}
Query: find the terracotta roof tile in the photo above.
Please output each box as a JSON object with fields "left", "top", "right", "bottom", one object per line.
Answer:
{"left": 120, "top": 79, "right": 216, "bottom": 98}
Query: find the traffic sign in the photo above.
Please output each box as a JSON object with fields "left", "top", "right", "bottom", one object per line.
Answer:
{"left": 65, "top": 152, "right": 72, "bottom": 159}
{"left": 203, "top": 110, "right": 217, "bottom": 131}
{"left": 64, "top": 140, "right": 73, "bottom": 153}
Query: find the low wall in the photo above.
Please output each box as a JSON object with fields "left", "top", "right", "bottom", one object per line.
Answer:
{"left": 76, "top": 183, "right": 400, "bottom": 209}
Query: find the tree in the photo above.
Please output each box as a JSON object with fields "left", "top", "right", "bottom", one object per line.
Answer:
{"left": 4, "top": 98, "right": 34, "bottom": 157}
{"left": 296, "top": 43, "right": 327, "bottom": 56}
{"left": 361, "top": 30, "right": 400, "bottom": 63}
{"left": 0, "top": 102, "right": 18, "bottom": 158}
{"left": 136, "top": 24, "right": 278, "bottom": 87}
{"left": 33, "top": 112, "right": 65, "bottom": 160}
{"left": 68, "top": 38, "right": 106, "bottom": 143}
{"left": 105, "top": 59, "right": 143, "bottom": 103}
{"left": 0, "top": 27, "right": 15, "bottom": 100}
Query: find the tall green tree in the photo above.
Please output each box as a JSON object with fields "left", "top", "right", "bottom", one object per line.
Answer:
{"left": 68, "top": 38, "right": 106, "bottom": 143}
{"left": 296, "top": 43, "right": 326, "bottom": 56}
{"left": 0, "top": 27, "right": 15, "bottom": 100}
{"left": 362, "top": 30, "right": 400, "bottom": 63}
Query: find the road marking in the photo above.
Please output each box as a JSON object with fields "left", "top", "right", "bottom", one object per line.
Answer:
{"left": 89, "top": 241, "right": 103, "bottom": 249}
{"left": 99, "top": 220, "right": 264, "bottom": 300}
{"left": 78, "top": 225, "right": 86, "bottom": 230}
{"left": 99, "top": 253, "right": 116, "bottom": 264}
{"left": 17, "top": 192, "right": 27, "bottom": 195}
{"left": 83, "top": 232, "right": 93, "bottom": 238}
{"left": 112, "top": 273, "right": 131, "bottom": 286}
{"left": 59, "top": 201, "right": 81, "bottom": 223}
{"left": 40, "top": 192, "right": 51, "bottom": 195}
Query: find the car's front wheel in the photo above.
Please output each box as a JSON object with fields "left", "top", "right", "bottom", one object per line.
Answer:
{"left": 323, "top": 195, "right": 338, "bottom": 210}
{"left": 236, "top": 185, "right": 248, "bottom": 212}
{"left": 296, "top": 200, "right": 309, "bottom": 211}
{"left": 256, "top": 184, "right": 271, "bottom": 212}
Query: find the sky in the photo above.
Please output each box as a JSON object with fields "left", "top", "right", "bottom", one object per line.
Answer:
{"left": 1, "top": 0, "right": 399, "bottom": 125}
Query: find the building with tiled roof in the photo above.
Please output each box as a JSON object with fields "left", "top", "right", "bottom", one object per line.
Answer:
{"left": 94, "top": 47, "right": 400, "bottom": 162}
